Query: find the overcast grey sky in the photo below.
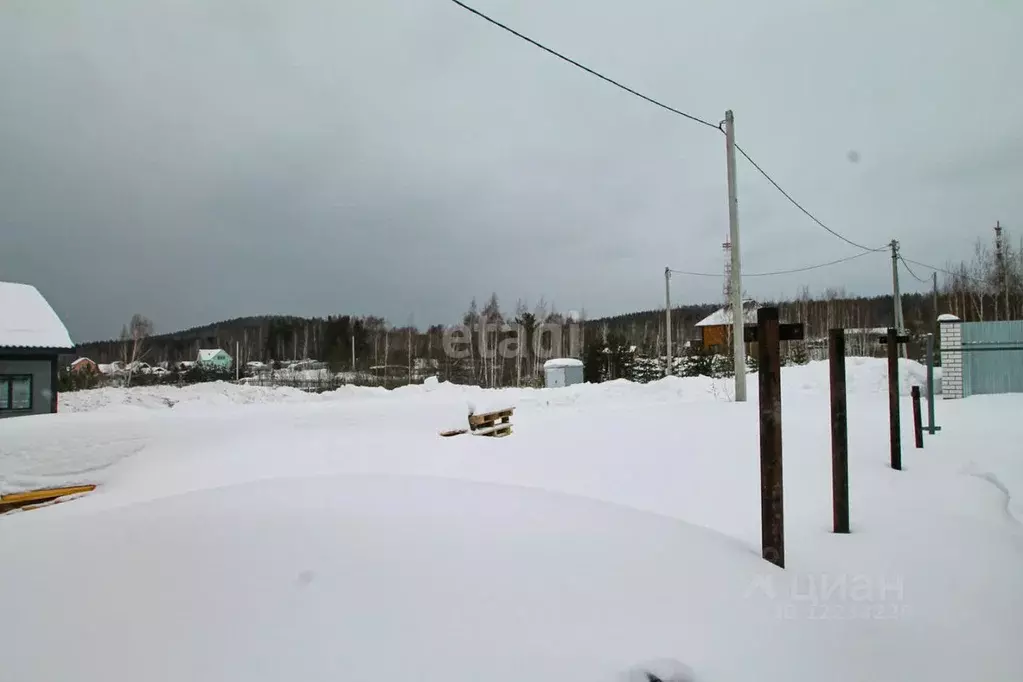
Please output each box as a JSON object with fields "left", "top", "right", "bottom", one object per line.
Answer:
{"left": 2, "top": 0, "right": 1022, "bottom": 341}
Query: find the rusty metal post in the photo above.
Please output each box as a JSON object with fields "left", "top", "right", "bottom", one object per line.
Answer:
{"left": 757, "top": 306, "right": 784, "bottom": 568}
{"left": 911, "top": 386, "right": 924, "bottom": 449}
{"left": 829, "top": 329, "right": 849, "bottom": 534}
{"left": 887, "top": 328, "right": 902, "bottom": 470}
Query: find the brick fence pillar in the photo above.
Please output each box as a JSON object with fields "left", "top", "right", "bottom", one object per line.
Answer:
{"left": 939, "top": 315, "right": 963, "bottom": 399}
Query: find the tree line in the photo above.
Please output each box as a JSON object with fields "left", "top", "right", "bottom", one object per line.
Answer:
{"left": 71, "top": 231, "right": 1023, "bottom": 388}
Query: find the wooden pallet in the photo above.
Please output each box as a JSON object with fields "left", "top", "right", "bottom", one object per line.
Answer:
{"left": 468, "top": 408, "right": 514, "bottom": 438}
{"left": 440, "top": 407, "right": 515, "bottom": 438}
{"left": 0, "top": 484, "right": 96, "bottom": 514}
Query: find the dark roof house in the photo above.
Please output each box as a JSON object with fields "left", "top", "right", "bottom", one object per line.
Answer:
{"left": 0, "top": 281, "right": 75, "bottom": 418}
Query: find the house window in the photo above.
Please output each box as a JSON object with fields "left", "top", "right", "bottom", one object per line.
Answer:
{"left": 0, "top": 375, "right": 33, "bottom": 411}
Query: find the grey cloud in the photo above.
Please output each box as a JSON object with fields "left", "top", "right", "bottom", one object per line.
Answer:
{"left": 1, "top": 0, "right": 1021, "bottom": 341}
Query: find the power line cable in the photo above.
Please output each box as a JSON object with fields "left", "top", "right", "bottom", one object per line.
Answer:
{"left": 900, "top": 255, "right": 990, "bottom": 285}
{"left": 897, "top": 254, "right": 929, "bottom": 283}
{"left": 448, "top": 1, "right": 888, "bottom": 257}
{"left": 446, "top": 0, "right": 719, "bottom": 129}
{"left": 669, "top": 249, "right": 880, "bottom": 278}
{"left": 732, "top": 143, "right": 888, "bottom": 254}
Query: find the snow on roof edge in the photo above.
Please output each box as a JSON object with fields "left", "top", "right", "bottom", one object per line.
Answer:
{"left": 0, "top": 281, "right": 74, "bottom": 350}
{"left": 543, "top": 358, "right": 584, "bottom": 369}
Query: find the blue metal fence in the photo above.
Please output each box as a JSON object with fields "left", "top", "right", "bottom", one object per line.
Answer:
{"left": 961, "top": 321, "right": 1023, "bottom": 397}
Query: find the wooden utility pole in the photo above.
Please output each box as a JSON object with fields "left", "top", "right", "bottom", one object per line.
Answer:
{"left": 724, "top": 110, "right": 747, "bottom": 401}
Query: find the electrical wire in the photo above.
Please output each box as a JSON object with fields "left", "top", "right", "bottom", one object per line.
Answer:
{"left": 732, "top": 143, "right": 888, "bottom": 254}
{"left": 897, "top": 254, "right": 929, "bottom": 283}
{"left": 446, "top": 0, "right": 719, "bottom": 129}
{"left": 448, "top": 1, "right": 889, "bottom": 258}
{"left": 669, "top": 249, "right": 880, "bottom": 278}
{"left": 900, "top": 255, "right": 990, "bottom": 285}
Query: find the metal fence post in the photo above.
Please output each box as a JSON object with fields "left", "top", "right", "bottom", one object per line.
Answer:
{"left": 925, "top": 334, "right": 940, "bottom": 434}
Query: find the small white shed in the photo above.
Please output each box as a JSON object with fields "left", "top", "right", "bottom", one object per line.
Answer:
{"left": 543, "top": 358, "right": 584, "bottom": 388}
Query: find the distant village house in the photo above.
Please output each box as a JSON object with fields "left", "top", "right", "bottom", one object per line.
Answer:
{"left": 197, "top": 348, "right": 232, "bottom": 370}
{"left": 70, "top": 357, "right": 98, "bottom": 375}
{"left": 694, "top": 300, "right": 759, "bottom": 352}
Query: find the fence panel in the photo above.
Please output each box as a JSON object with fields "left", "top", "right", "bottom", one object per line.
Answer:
{"left": 961, "top": 320, "right": 1023, "bottom": 397}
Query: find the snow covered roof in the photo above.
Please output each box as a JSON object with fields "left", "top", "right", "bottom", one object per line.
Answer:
{"left": 197, "top": 349, "right": 227, "bottom": 361}
{"left": 71, "top": 357, "right": 93, "bottom": 366}
{"left": 938, "top": 314, "right": 961, "bottom": 322}
{"left": 695, "top": 300, "right": 759, "bottom": 327}
{"left": 543, "top": 358, "right": 583, "bottom": 369}
{"left": 0, "top": 281, "right": 74, "bottom": 350}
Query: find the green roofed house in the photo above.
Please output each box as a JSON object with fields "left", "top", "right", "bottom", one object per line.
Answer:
{"left": 196, "top": 348, "right": 232, "bottom": 370}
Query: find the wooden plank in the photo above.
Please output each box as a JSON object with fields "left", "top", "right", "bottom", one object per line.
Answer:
{"left": 439, "top": 429, "right": 468, "bottom": 437}
{"left": 744, "top": 323, "right": 804, "bottom": 342}
{"left": 471, "top": 424, "right": 513, "bottom": 437}
{"left": 0, "top": 485, "right": 96, "bottom": 504}
{"left": 468, "top": 408, "right": 514, "bottom": 427}
{"left": 470, "top": 416, "right": 510, "bottom": 431}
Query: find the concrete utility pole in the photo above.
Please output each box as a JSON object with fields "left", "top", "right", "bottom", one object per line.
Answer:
{"left": 664, "top": 266, "right": 672, "bottom": 377}
{"left": 890, "top": 239, "right": 908, "bottom": 359}
{"left": 723, "top": 110, "right": 748, "bottom": 401}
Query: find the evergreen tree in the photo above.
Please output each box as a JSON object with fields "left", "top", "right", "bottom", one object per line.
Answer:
{"left": 788, "top": 341, "right": 810, "bottom": 365}
{"left": 711, "top": 353, "right": 734, "bottom": 378}
{"left": 583, "top": 341, "right": 605, "bottom": 383}
{"left": 632, "top": 356, "right": 663, "bottom": 383}
{"left": 746, "top": 353, "right": 759, "bottom": 373}
{"left": 684, "top": 349, "right": 713, "bottom": 377}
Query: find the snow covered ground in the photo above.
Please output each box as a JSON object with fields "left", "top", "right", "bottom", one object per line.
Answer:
{"left": 1, "top": 359, "right": 1020, "bottom": 682}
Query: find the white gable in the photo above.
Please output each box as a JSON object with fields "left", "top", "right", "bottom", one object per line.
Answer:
{"left": 695, "top": 300, "right": 759, "bottom": 327}
{"left": 0, "top": 281, "right": 74, "bottom": 349}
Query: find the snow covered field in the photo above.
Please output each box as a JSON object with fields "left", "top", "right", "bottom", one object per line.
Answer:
{"left": 1, "top": 358, "right": 1021, "bottom": 682}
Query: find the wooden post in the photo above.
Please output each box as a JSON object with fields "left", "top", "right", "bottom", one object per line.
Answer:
{"left": 829, "top": 329, "right": 849, "bottom": 534}
{"left": 757, "top": 306, "right": 784, "bottom": 568}
{"left": 911, "top": 386, "right": 924, "bottom": 449}
{"left": 887, "top": 328, "right": 902, "bottom": 470}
